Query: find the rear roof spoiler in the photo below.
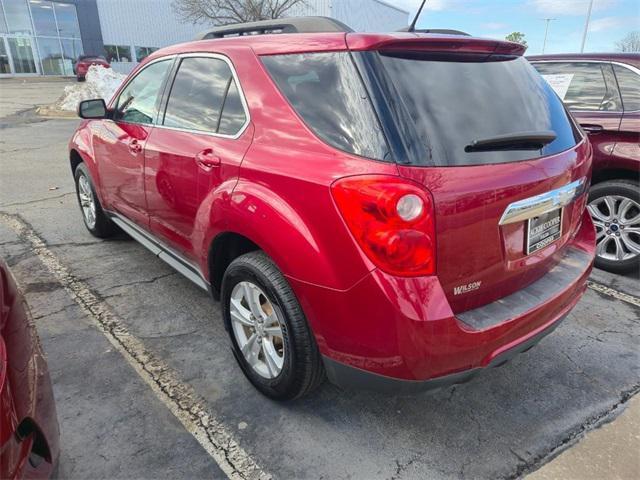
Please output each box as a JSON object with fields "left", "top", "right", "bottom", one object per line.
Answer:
{"left": 347, "top": 33, "right": 526, "bottom": 56}
{"left": 196, "top": 16, "right": 353, "bottom": 40}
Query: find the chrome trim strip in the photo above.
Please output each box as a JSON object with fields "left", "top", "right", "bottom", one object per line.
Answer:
{"left": 108, "top": 212, "right": 210, "bottom": 291}
{"left": 499, "top": 178, "right": 587, "bottom": 225}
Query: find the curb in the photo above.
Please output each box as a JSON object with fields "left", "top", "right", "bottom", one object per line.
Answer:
{"left": 36, "top": 106, "right": 78, "bottom": 119}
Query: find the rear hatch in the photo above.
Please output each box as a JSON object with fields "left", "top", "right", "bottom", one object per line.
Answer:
{"left": 349, "top": 36, "right": 590, "bottom": 313}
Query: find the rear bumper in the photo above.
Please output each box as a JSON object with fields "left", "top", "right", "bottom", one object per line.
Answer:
{"left": 289, "top": 209, "right": 595, "bottom": 389}
{"left": 324, "top": 310, "right": 568, "bottom": 393}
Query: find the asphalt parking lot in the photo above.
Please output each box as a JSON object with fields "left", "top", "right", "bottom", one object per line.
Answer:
{"left": 1, "top": 79, "right": 639, "bottom": 479}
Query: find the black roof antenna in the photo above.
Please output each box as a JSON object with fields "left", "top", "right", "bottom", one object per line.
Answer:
{"left": 408, "top": 0, "right": 428, "bottom": 32}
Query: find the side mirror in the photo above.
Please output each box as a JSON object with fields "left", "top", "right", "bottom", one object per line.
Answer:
{"left": 78, "top": 99, "right": 108, "bottom": 119}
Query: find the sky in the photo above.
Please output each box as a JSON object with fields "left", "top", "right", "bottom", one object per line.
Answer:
{"left": 388, "top": 0, "right": 640, "bottom": 54}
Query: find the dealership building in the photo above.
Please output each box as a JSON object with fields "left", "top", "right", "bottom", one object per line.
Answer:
{"left": 0, "top": 0, "right": 408, "bottom": 77}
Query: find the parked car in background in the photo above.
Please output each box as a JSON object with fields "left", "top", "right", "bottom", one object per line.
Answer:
{"left": 0, "top": 258, "right": 59, "bottom": 479}
{"left": 69, "top": 18, "right": 595, "bottom": 399}
{"left": 73, "top": 55, "right": 110, "bottom": 81}
{"left": 530, "top": 54, "right": 640, "bottom": 274}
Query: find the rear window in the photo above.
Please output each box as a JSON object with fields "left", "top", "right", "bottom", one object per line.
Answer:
{"left": 262, "top": 52, "right": 390, "bottom": 161}
{"left": 379, "top": 54, "right": 580, "bottom": 167}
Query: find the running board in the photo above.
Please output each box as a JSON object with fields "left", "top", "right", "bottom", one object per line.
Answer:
{"left": 108, "top": 213, "right": 210, "bottom": 292}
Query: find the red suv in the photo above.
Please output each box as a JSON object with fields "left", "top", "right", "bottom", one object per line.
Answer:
{"left": 530, "top": 54, "right": 640, "bottom": 273}
{"left": 69, "top": 18, "right": 595, "bottom": 399}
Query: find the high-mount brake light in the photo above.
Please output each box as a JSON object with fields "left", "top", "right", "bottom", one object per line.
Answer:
{"left": 331, "top": 175, "right": 436, "bottom": 276}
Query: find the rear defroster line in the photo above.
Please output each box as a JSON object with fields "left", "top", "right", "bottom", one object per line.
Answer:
{"left": 0, "top": 212, "right": 270, "bottom": 480}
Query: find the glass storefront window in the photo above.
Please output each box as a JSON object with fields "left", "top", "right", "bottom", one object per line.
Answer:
{"left": 53, "top": 2, "right": 80, "bottom": 39}
{"left": 105, "top": 44, "right": 131, "bottom": 63}
{"left": 8, "top": 36, "right": 36, "bottom": 73}
{"left": 61, "top": 37, "right": 82, "bottom": 75}
{"left": 37, "top": 36, "right": 63, "bottom": 74}
{"left": 3, "top": 0, "right": 33, "bottom": 35}
{"left": 0, "top": 39, "right": 11, "bottom": 73}
{"left": 29, "top": 0, "right": 57, "bottom": 36}
{"left": 135, "top": 46, "right": 157, "bottom": 62}
{"left": 0, "top": 4, "right": 8, "bottom": 34}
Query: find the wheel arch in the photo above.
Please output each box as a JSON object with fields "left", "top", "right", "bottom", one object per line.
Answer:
{"left": 208, "top": 231, "right": 261, "bottom": 299}
{"left": 591, "top": 168, "right": 639, "bottom": 185}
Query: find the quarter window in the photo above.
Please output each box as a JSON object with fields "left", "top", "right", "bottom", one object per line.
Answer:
{"left": 115, "top": 59, "right": 172, "bottom": 125}
{"left": 534, "top": 62, "right": 622, "bottom": 112}
{"left": 613, "top": 65, "right": 640, "bottom": 112}
{"left": 163, "top": 56, "right": 246, "bottom": 135}
{"left": 262, "top": 52, "right": 390, "bottom": 161}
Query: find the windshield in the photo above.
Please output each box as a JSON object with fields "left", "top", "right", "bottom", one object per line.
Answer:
{"left": 377, "top": 53, "right": 580, "bottom": 166}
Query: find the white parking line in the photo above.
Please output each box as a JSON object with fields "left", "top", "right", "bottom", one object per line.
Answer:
{"left": 0, "top": 213, "right": 270, "bottom": 480}
{"left": 587, "top": 281, "right": 640, "bottom": 308}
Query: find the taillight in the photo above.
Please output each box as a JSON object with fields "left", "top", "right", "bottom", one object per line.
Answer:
{"left": 331, "top": 175, "right": 436, "bottom": 276}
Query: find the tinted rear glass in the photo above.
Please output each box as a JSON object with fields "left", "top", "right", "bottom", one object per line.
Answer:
{"left": 262, "top": 52, "right": 390, "bottom": 161}
{"left": 379, "top": 54, "right": 579, "bottom": 167}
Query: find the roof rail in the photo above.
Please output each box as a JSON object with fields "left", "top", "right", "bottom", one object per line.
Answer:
{"left": 397, "top": 27, "right": 471, "bottom": 36}
{"left": 196, "top": 16, "right": 353, "bottom": 40}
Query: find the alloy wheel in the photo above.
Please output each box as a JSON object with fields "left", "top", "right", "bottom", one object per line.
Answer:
{"left": 588, "top": 195, "right": 640, "bottom": 262}
{"left": 78, "top": 174, "right": 97, "bottom": 229}
{"left": 229, "top": 281, "right": 285, "bottom": 379}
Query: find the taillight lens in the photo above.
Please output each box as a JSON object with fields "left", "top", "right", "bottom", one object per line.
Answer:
{"left": 331, "top": 175, "right": 436, "bottom": 276}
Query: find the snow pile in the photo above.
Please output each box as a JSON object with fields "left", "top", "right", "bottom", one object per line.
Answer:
{"left": 56, "top": 65, "right": 126, "bottom": 111}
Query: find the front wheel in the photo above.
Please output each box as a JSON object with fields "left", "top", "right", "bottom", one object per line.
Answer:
{"left": 587, "top": 179, "right": 640, "bottom": 274}
{"left": 221, "top": 251, "right": 325, "bottom": 400}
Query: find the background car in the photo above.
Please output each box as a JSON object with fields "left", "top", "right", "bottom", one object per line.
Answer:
{"left": 1, "top": 258, "right": 59, "bottom": 479}
{"left": 73, "top": 55, "right": 110, "bottom": 81}
{"left": 530, "top": 54, "right": 640, "bottom": 274}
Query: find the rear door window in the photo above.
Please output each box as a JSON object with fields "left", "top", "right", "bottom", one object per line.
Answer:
{"left": 379, "top": 54, "right": 579, "bottom": 167}
{"left": 115, "top": 59, "right": 172, "bottom": 125}
{"left": 262, "top": 52, "right": 390, "bottom": 161}
{"left": 533, "top": 62, "right": 622, "bottom": 111}
{"left": 163, "top": 56, "right": 247, "bottom": 135}
{"left": 613, "top": 64, "right": 640, "bottom": 112}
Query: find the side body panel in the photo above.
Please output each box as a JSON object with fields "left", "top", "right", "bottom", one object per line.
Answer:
{"left": 94, "top": 121, "right": 152, "bottom": 226}
{"left": 145, "top": 124, "right": 254, "bottom": 258}
{"left": 218, "top": 47, "right": 398, "bottom": 291}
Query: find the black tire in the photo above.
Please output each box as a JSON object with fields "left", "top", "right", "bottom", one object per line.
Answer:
{"left": 588, "top": 179, "right": 640, "bottom": 274}
{"left": 74, "top": 163, "right": 117, "bottom": 238}
{"left": 221, "top": 251, "right": 325, "bottom": 400}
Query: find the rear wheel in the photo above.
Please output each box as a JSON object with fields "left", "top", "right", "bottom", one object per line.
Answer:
{"left": 587, "top": 180, "right": 640, "bottom": 274}
{"left": 74, "top": 163, "right": 117, "bottom": 238}
{"left": 221, "top": 251, "right": 325, "bottom": 400}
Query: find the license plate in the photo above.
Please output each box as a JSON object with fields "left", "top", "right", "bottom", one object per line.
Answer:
{"left": 526, "top": 209, "right": 562, "bottom": 254}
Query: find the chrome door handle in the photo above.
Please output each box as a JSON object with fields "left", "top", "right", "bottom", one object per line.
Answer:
{"left": 128, "top": 139, "right": 142, "bottom": 154}
{"left": 195, "top": 149, "right": 221, "bottom": 170}
{"left": 580, "top": 123, "right": 604, "bottom": 133}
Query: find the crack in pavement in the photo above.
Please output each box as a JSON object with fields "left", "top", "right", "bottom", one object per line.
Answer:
{"left": 0, "top": 212, "right": 270, "bottom": 480}
{"left": 0, "top": 192, "right": 74, "bottom": 208}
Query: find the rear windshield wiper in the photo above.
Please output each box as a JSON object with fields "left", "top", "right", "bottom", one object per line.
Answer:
{"left": 465, "top": 130, "right": 557, "bottom": 153}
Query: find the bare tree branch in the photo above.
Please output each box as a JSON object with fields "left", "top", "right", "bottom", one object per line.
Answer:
{"left": 172, "top": 0, "right": 308, "bottom": 25}
{"left": 615, "top": 31, "right": 640, "bottom": 53}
